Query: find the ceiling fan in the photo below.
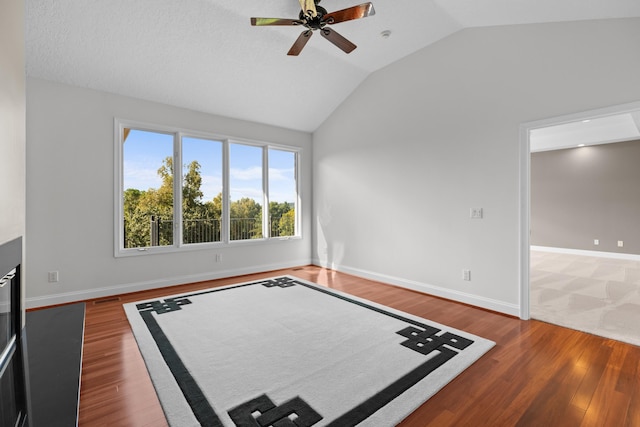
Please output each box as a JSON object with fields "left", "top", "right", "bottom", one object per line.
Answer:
{"left": 251, "top": 0, "right": 376, "bottom": 56}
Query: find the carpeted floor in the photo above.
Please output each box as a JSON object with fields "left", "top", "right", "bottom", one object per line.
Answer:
{"left": 530, "top": 249, "right": 640, "bottom": 347}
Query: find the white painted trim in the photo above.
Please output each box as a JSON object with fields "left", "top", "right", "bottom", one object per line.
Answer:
{"left": 222, "top": 140, "right": 230, "bottom": 243}
{"left": 522, "top": 101, "right": 640, "bottom": 133}
{"left": 114, "top": 118, "right": 124, "bottom": 257}
{"left": 519, "top": 100, "right": 640, "bottom": 321}
{"left": 531, "top": 246, "right": 640, "bottom": 262}
{"left": 25, "top": 258, "right": 312, "bottom": 309}
{"left": 312, "top": 259, "right": 520, "bottom": 317}
{"left": 518, "top": 122, "right": 531, "bottom": 320}
{"left": 174, "top": 132, "right": 184, "bottom": 248}
{"left": 262, "top": 146, "right": 270, "bottom": 237}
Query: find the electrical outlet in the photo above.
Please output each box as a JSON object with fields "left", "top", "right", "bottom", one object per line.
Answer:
{"left": 618, "top": 241, "right": 624, "bottom": 248}
{"left": 48, "top": 271, "right": 59, "bottom": 283}
{"left": 594, "top": 239, "right": 599, "bottom": 245}
{"left": 215, "top": 254, "right": 222, "bottom": 262}
{"left": 462, "top": 269, "right": 471, "bottom": 281}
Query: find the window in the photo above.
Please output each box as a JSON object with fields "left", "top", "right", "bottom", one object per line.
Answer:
{"left": 268, "top": 148, "right": 297, "bottom": 237}
{"left": 182, "top": 137, "right": 223, "bottom": 244}
{"left": 116, "top": 120, "right": 300, "bottom": 255}
{"left": 229, "top": 143, "right": 264, "bottom": 241}
{"left": 122, "top": 129, "right": 174, "bottom": 248}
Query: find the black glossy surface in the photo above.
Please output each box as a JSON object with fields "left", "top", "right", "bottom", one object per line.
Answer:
{"left": 26, "top": 303, "right": 85, "bottom": 427}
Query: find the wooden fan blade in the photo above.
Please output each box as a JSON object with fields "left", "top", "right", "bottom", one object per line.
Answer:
{"left": 288, "top": 30, "right": 313, "bottom": 56}
{"left": 298, "top": 0, "right": 317, "bottom": 17}
{"left": 251, "top": 17, "right": 302, "bottom": 26}
{"left": 323, "top": 3, "right": 375, "bottom": 25}
{"left": 320, "top": 28, "right": 357, "bottom": 53}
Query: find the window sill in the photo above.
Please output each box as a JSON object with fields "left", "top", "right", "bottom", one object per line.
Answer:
{"left": 114, "top": 235, "right": 302, "bottom": 258}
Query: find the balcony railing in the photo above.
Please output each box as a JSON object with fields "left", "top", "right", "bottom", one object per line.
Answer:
{"left": 124, "top": 215, "right": 293, "bottom": 248}
{"left": 183, "top": 218, "right": 222, "bottom": 244}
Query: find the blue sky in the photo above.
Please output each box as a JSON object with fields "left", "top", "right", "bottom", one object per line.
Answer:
{"left": 123, "top": 129, "right": 296, "bottom": 204}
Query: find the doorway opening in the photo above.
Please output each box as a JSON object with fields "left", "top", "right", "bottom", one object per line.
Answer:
{"left": 519, "top": 101, "right": 640, "bottom": 345}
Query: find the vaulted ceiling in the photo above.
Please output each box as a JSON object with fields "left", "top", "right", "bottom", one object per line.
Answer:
{"left": 26, "top": 0, "right": 640, "bottom": 132}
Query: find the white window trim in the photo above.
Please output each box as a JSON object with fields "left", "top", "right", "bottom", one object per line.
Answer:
{"left": 114, "top": 118, "right": 302, "bottom": 257}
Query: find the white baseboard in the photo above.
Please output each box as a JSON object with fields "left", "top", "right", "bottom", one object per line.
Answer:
{"left": 531, "top": 245, "right": 640, "bottom": 261}
{"left": 29, "top": 257, "right": 522, "bottom": 316}
{"left": 26, "top": 258, "right": 312, "bottom": 309}
{"left": 312, "top": 258, "right": 520, "bottom": 317}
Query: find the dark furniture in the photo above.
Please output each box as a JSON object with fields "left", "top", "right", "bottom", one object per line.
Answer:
{"left": 0, "top": 236, "right": 30, "bottom": 427}
{"left": 26, "top": 303, "right": 85, "bottom": 427}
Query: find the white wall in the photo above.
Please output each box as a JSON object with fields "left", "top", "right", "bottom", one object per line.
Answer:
{"left": 0, "top": 0, "right": 25, "bottom": 246}
{"left": 26, "top": 78, "right": 312, "bottom": 307}
{"left": 313, "top": 18, "right": 640, "bottom": 316}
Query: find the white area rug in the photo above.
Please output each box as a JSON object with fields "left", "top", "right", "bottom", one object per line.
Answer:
{"left": 531, "top": 250, "right": 640, "bottom": 347}
{"left": 124, "top": 276, "right": 494, "bottom": 426}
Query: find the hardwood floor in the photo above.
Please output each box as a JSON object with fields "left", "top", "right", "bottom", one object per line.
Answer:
{"left": 77, "top": 266, "right": 640, "bottom": 426}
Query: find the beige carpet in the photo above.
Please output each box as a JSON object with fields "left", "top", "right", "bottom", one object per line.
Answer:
{"left": 530, "top": 249, "right": 640, "bottom": 347}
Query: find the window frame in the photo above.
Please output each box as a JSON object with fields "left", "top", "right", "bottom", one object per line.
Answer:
{"left": 114, "top": 118, "right": 301, "bottom": 257}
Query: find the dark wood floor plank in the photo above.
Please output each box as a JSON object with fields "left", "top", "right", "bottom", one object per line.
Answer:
{"left": 617, "top": 345, "right": 640, "bottom": 394}
{"left": 70, "top": 266, "right": 640, "bottom": 426}
{"left": 570, "top": 341, "right": 613, "bottom": 412}
{"left": 626, "top": 381, "right": 640, "bottom": 427}
{"left": 581, "top": 342, "right": 630, "bottom": 427}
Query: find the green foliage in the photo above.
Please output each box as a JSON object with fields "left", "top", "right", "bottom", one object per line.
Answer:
{"left": 182, "top": 160, "right": 204, "bottom": 216}
{"left": 230, "top": 197, "right": 263, "bottom": 239}
{"left": 124, "top": 157, "right": 296, "bottom": 247}
{"left": 231, "top": 197, "right": 262, "bottom": 220}
{"left": 278, "top": 209, "right": 295, "bottom": 236}
{"left": 269, "top": 201, "right": 290, "bottom": 221}
{"left": 124, "top": 188, "right": 151, "bottom": 248}
{"left": 269, "top": 201, "right": 294, "bottom": 237}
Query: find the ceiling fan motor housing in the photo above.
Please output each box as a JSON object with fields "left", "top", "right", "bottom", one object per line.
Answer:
{"left": 299, "top": 5, "right": 328, "bottom": 29}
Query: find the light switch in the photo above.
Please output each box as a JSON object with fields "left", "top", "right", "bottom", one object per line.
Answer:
{"left": 470, "top": 208, "right": 483, "bottom": 219}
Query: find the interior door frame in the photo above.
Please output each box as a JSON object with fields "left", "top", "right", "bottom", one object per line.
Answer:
{"left": 518, "top": 100, "right": 640, "bottom": 320}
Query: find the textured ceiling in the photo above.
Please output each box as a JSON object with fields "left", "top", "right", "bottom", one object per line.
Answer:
{"left": 26, "top": 0, "right": 640, "bottom": 132}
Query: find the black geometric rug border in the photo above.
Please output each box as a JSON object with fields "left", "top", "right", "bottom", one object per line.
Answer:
{"left": 128, "top": 276, "right": 493, "bottom": 426}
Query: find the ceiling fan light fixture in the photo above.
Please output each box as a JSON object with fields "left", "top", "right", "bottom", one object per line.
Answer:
{"left": 251, "top": 1, "right": 376, "bottom": 55}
